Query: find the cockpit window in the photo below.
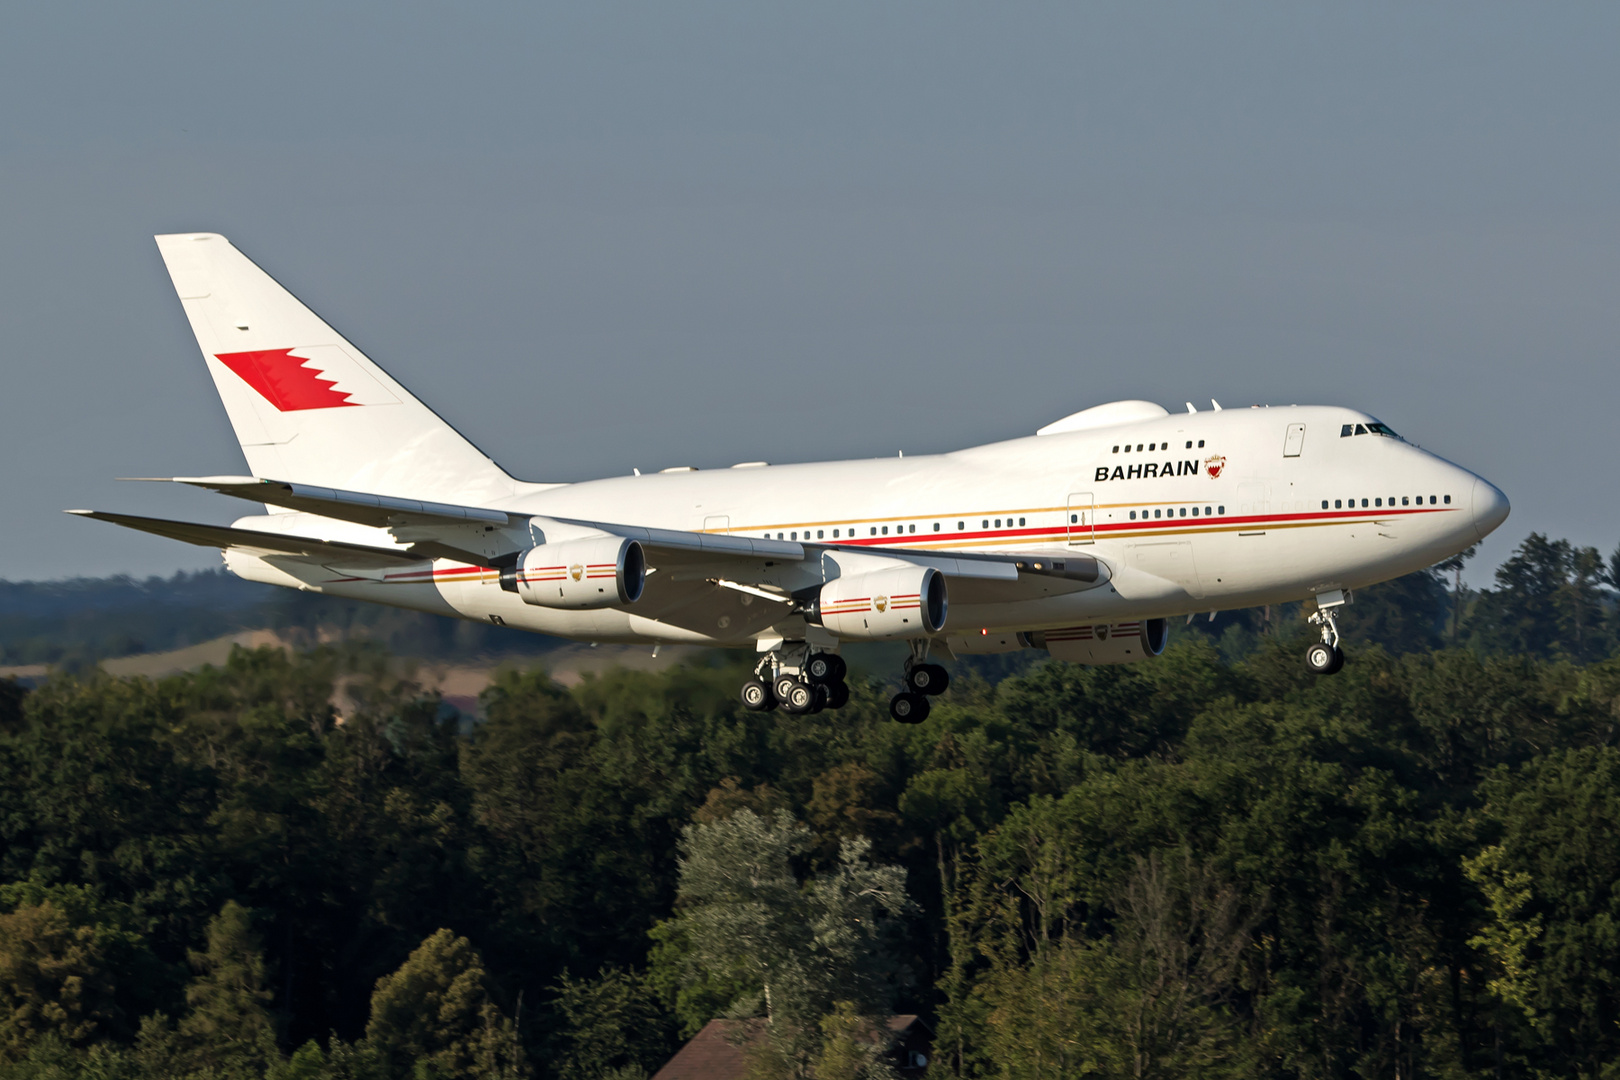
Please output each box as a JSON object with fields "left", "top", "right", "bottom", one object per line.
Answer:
{"left": 1341, "top": 421, "right": 1403, "bottom": 440}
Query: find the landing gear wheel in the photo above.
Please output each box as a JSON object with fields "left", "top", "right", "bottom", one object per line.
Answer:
{"left": 781, "top": 680, "right": 817, "bottom": 714}
{"left": 1305, "top": 642, "right": 1344, "bottom": 675}
{"left": 889, "top": 692, "right": 931, "bottom": 724}
{"left": 826, "top": 681, "right": 850, "bottom": 709}
{"left": 906, "top": 663, "right": 950, "bottom": 696}
{"left": 740, "top": 679, "right": 776, "bottom": 711}
{"left": 774, "top": 674, "right": 803, "bottom": 703}
{"left": 806, "top": 653, "right": 846, "bottom": 684}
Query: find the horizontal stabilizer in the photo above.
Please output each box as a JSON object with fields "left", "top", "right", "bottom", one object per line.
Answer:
{"left": 67, "top": 510, "right": 421, "bottom": 568}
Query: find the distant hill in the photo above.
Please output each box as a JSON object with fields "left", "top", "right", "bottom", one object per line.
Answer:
{"left": 0, "top": 569, "right": 562, "bottom": 670}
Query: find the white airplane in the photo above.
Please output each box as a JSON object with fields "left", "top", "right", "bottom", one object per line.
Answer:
{"left": 74, "top": 233, "right": 1510, "bottom": 722}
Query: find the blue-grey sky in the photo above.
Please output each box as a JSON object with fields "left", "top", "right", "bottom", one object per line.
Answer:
{"left": 2, "top": 2, "right": 1616, "bottom": 582}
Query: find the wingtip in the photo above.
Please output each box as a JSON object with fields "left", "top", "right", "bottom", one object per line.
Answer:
{"left": 65, "top": 509, "right": 94, "bottom": 516}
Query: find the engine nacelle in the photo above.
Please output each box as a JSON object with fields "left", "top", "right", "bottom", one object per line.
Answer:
{"left": 498, "top": 537, "right": 646, "bottom": 609}
{"left": 1029, "top": 619, "right": 1168, "bottom": 665}
{"left": 815, "top": 564, "right": 947, "bottom": 641}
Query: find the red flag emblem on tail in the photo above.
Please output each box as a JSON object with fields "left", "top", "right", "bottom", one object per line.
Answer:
{"left": 215, "top": 349, "right": 360, "bottom": 411}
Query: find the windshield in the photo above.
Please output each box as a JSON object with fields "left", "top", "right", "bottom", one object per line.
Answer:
{"left": 1340, "top": 421, "right": 1402, "bottom": 440}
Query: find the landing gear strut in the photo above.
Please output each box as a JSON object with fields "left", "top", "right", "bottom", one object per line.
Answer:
{"left": 1305, "top": 590, "right": 1348, "bottom": 675}
{"left": 741, "top": 644, "right": 849, "bottom": 714}
{"left": 890, "top": 640, "right": 950, "bottom": 724}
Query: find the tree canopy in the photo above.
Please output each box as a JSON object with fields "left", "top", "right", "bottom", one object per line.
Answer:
{"left": 0, "top": 530, "right": 1618, "bottom": 1078}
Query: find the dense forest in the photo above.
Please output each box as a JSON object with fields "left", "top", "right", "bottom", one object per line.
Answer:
{"left": 1, "top": 530, "right": 1619, "bottom": 1079}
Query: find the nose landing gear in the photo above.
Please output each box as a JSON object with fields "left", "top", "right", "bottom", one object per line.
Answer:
{"left": 1305, "top": 590, "right": 1348, "bottom": 675}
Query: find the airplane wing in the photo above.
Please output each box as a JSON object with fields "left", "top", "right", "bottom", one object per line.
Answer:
{"left": 66, "top": 510, "right": 422, "bottom": 568}
{"left": 95, "top": 477, "right": 1101, "bottom": 593}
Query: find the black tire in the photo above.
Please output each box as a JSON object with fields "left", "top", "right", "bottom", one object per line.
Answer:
{"left": 907, "top": 663, "right": 950, "bottom": 696}
{"left": 889, "top": 692, "right": 931, "bottom": 724}
{"left": 1305, "top": 642, "right": 1340, "bottom": 675}
{"left": 774, "top": 674, "right": 802, "bottom": 703}
{"left": 782, "top": 681, "right": 816, "bottom": 714}
{"left": 806, "top": 652, "right": 844, "bottom": 684}
{"left": 826, "top": 681, "right": 850, "bottom": 709}
{"left": 740, "top": 679, "right": 775, "bottom": 711}
{"left": 812, "top": 683, "right": 831, "bottom": 712}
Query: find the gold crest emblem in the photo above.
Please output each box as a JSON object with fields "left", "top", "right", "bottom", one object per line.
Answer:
{"left": 874, "top": 595, "right": 889, "bottom": 613}
{"left": 569, "top": 564, "right": 585, "bottom": 582}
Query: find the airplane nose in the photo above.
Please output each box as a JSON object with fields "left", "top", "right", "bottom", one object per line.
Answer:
{"left": 1471, "top": 476, "right": 1510, "bottom": 542}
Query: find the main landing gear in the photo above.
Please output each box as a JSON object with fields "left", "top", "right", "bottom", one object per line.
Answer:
{"left": 1305, "top": 590, "right": 1348, "bottom": 675}
{"left": 739, "top": 638, "right": 951, "bottom": 722}
{"left": 890, "top": 640, "right": 950, "bottom": 725}
{"left": 740, "top": 645, "right": 849, "bottom": 715}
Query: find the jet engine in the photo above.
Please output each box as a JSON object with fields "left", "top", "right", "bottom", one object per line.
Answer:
{"left": 815, "top": 564, "right": 947, "bottom": 640}
{"left": 498, "top": 537, "right": 645, "bottom": 609}
{"left": 1027, "top": 619, "right": 1168, "bottom": 664}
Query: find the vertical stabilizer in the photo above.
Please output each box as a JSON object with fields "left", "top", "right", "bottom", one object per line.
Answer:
{"left": 154, "top": 233, "right": 518, "bottom": 504}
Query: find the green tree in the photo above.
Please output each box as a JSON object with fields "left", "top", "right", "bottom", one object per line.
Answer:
{"left": 365, "top": 928, "right": 526, "bottom": 1080}
{"left": 0, "top": 884, "right": 147, "bottom": 1061}
{"left": 1471, "top": 747, "right": 1620, "bottom": 1075}
{"left": 176, "top": 900, "right": 278, "bottom": 1077}
{"left": 663, "top": 810, "right": 912, "bottom": 1072}
{"left": 551, "top": 967, "right": 671, "bottom": 1080}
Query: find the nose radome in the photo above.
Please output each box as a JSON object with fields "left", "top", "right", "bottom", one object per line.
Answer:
{"left": 1471, "top": 476, "right": 1510, "bottom": 542}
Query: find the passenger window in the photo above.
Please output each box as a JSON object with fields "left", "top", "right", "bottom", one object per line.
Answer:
{"left": 1205, "top": 506, "right": 1212, "bottom": 515}
{"left": 958, "top": 521, "right": 965, "bottom": 530}
{"left": 1375, "top": 498, "right": 1382, "bottom": 507}
{"left": 1218, "top": 506, "right": 1225, "bottom": 514}
{"left": 933, "top": 522, "right": 940, "bottom": 532}
{"left": 1430, "top": 496, "right": 1437, "bottom": 505}
{"left": 870, "top": 527, "right": 876, "bottom": 536}
{"left": 1401, "top": 497, "right": 1408, "bottom": 506}
{"left": 791, "top": 531, "right": 797, "bottom": 540}
{"left": 1113, "top": 445, "right": 1119, "bottom": 453}
{"left": 1149, "top": 443, "right": 1156, "bottom": 451}
{"left": 1192, "top": 507, "right": 1199, "bottom": 517}
{"left": 778, "top": 532, "right": 785, "bottom": 539}
{"left": 1321, "top": 500, "right": 1329, "bottom": 509}
{"left": 1130, "top": 511, "right": 1137, "bottom": 520}
{"left": 1361, "top": 499, "right": 1368, "bottom": 508}
{"left": 909, "top": 524, "right": 916, "bottom": 533}
{"left": 833, "top": 529, "right": 839, "bottom": 537}
{"left": 1069, "top": 515, "right": 1076, "bottom": 524}
{"left": 1197, "top": 440, "right": 1205, "bottom": 448}
{"left": 994, "top": 519, "right": 1001, "bottom": 528}
{"left": 817, "top": 530, "right": 824, "bottom": 539}
{"left": 1019, "top": 517, "right": 1026, "bottom": 526}
{"left": 1136, "top": 444, "right": 1143, "bottom": 451}
{"left": 1178, "top": 507, "right": 1185, "bottom": 517}
{"left": 1444, "top": 495, "right": 1451, "bottom": 504}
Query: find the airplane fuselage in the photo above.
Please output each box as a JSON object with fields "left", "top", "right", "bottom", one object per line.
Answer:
{"left": 225, "top": 403, "right": 1504, "bottom": 647}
